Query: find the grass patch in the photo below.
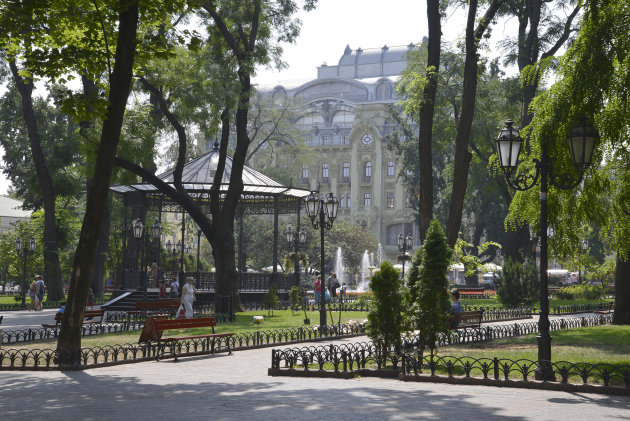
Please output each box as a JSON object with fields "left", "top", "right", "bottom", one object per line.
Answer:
{"left": 441, "top": 325, "right": 630, "bottom": 366}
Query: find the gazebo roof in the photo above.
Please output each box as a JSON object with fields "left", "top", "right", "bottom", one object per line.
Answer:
{"left": 110, "top": 144, "right": 310, "bottom": 214}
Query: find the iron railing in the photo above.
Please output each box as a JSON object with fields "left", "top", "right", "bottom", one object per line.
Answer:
{"left": 159, "top": 271, "right": 299, "bottom": 292}
{"left": 269, "top": 314, "right": 627, "bottom": 393}
{"left": 0, "top": 322, "right": 366, "bottom": 370}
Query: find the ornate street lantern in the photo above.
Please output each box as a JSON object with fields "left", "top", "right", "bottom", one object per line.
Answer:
{"left": 152, "top": 220, "right": 162, "bottom": 240}
{"left": 495, "top": 119, "right": 522, "bottom": 174}
{"left": 568, "top": 116, "right": 598, "bottom": 168}
{"left": 132, "top": 219, "right": 144, "bottom": 238}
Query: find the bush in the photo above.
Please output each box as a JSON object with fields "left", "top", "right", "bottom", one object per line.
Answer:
{"left": 263, "top": 283, "right": 279, "bottom": 316}
{"left": 556, "top": 284, "right": 606, "bottom": 300}
{"left": 495, "top": 258, "right": 538, "bottom": 307}
{"left": 408, "top": 219, "right": 452, "bottom": 357}
{"left": 367, "top": 261, "right": 405, "bottom": 353}
{"left": 289, "top": 286, "right": 300, "bottom": 313}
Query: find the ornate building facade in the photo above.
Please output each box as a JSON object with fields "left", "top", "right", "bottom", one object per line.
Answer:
{"left": 255, "top": 44, "right": 420, "bottom": 260}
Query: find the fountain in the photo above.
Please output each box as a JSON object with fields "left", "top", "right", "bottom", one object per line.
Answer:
{"left": 357, "top": 250, "right": 371, "bottom": 292}
{"left": 334, "top": 247, "right": 345, "bottom": 286}
{"left": 377, "top": 243, "right": 384, "bottom": 265}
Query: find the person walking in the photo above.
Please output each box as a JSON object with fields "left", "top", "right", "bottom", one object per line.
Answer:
{"left": 86, "top": 288, "right": 95, "bottom": 310}
{"left": 151, "top": 260, "right": 159, "bottom": 288}
{"left": 28, "top": 278, "right": 38, "bottom": 311}
{"left": 314, "top": 275, "right": 322, "bottom": 305}
{"left": 159, "top": 280, "right": 167, "bottom": 299}
{"left": 181, "top": 277, "right": 199, "bottom": 319}
{"left": 35, "top": 275, "right": 45, "bottom": 311}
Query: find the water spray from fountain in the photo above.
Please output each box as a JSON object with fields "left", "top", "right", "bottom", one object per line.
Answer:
{"left": 358, "top": 250, "right": 371, "bottom": 292}
{"left": 334, "top": 247, "right": 345, "bottom": 286}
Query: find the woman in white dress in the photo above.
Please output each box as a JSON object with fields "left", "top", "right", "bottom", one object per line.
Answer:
{"left": 181, "top": 277, "right": 198, "bottom": 319}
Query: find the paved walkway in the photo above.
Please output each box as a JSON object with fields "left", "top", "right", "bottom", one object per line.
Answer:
{"left": 0, "top": 310, "right": 628, "bottom": 420}
{"left": 1, "top": 334, "right": 628, "bottom": 420}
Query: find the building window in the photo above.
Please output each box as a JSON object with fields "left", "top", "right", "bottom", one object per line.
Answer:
{"left": 321, "top": 135, "right": 329, "bottom": 145}
{"left": 387, "top": 192, "right": 394, "bottom": 208}
{"left": 322, "top": 163, "right": 329, "bottom": 182}
{"left": 301, "top": 165, "right": 309, "bottom": 182}
{"left": 406, "top": 192, "right": 413, "bottom": 208}
{"left": 342, "top": 162, "right": 350, "bottom": 181}
{"left": 364, "top": 193, "right": 371, "bottom": 206}
{"left": 363, "top": 162, "right": 372, "bottom": 182}
{"left": 339, "top": 193, "right": 345, "bottom": 208}
{"left": 387, "top": 161, "right": 395, "bottom": 177}
{"left": 347, "top": 193, "right": 351, "bottom": 209}
{"left": 343, "top": 135, "right": 350, "bottom": 145}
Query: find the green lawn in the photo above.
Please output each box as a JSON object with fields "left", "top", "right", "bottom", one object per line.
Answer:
{"left": 5, "top": 309, "right": 368, "bottom": 350}
{"left": 441, "top": 325, "right": 630, "bottom": 366}
{"left": 0, "top": 293, "right": 112, "bottom": 306}
{"left": 460, "top": 297, "right": 610, "bottom": 309}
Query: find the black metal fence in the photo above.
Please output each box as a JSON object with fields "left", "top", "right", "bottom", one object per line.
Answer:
{"left": 160, "top": 271, "right": 299, "bottom": 292}
{"left": 553, "top": 302, "right": 613, "bottom": 314}
{"left": 0, "top": 297, "right": 109, "bottom": 312}
{"left": 269, "top": 314, "right": 628, "bottom": 393}
{"left": 0, "top": 322, "right": 366, "bottom": 370}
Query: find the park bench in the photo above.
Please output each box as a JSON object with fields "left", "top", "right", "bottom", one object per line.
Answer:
{"left": 42, "top": 309, "right": 104, "bottom": 329}
{"left": 594, "top": 301, "right": 615, "bottom": 315}
{"left": 449, "top": 310, "right": 484, "bottom": 330}
{"left": 140, "top": 316, "right": 234, "bottom": 361}
{"left": 127, "top": 299, "right": 181, "bottom": 320}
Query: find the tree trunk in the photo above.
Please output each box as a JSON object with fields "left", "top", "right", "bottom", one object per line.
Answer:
{"left": 91, "top": 194, "right": 112, "bottom": 298}
{"left": 418, "top": 0, "right": 442, "bottom": 241}
{"left": 8, "top": 62, "right": 64, "bottom": 301}
{"left": 56, "top": 0, "right": 139, "bottom": 366}
{"left": 445, "top": 0, "right": 504, "bottom": 247}
{"left": 613, "top": 252, "right": 630, "bottom": 325}
{"left": 212, "top": 226, "right": 242, "bottom": 313}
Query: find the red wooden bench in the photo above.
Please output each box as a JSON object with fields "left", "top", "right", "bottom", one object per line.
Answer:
{"left": 144, "top": 316, "right": 234, "bottom": 361}
{"left": 42, "top": 309, "right": 104, "bottom": 329}
{"left": 449, "top": 310, "right": 484, "bottom": 330}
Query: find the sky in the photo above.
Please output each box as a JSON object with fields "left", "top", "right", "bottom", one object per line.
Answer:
{"left": 0, "top": 0, "right": 515, "bottom": 197}
{"left": 253, "top": 0, "right": 471, "bottom": 86}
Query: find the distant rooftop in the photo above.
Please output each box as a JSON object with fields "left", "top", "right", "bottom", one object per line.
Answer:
{"left": 317, "top": 43, "right": 419, "bottom": 80}
{"left": 0, "top": 196, "right": 31, "bottom": 218}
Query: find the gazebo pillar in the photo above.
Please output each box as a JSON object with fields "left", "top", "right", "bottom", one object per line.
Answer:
{"left": 272, "top": 197, "right": 279, "bottom": 286}
{"left": 120, "top": 196, "right": 128, "bottom": 290}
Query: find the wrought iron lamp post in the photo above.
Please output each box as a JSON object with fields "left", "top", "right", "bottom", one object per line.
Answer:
{"left": 286, "top": 224, "right": 306, "bottom": 288}
{"left": 579, "top": 239, "right": 589, "bottom": 284}
{"left": 495, "top": 116, "right": 598, "bottom": 380}
{"left": 397, "top": 233, "right": 413, "bottom": 280}
{"left": 305, "top": 191, "right": 339, "bottom": 328}
{"left": 131, "top": 219, "right": 145, "bottom": 296}
{"left": 152, "top": 220, "right": 162, "bottom": 274}
{"left": 15, "top": 236, "right": 36, "bottom": 309}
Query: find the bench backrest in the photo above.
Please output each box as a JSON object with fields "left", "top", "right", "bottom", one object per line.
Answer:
{"left": 136, "top": 299, "right": 181, "bottom": 309}
{"left": 153, "top": 317, "right": 216, "bottom": 332}
{"left": 451, "top": 310, "right": 484, "bottom": 322}
{"left": 54, "top": 309, "right": 104, "bottom": 323}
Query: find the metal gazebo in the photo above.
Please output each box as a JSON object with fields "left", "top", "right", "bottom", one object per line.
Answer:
{"left": 110, "top": 142, "right": 311, "bottom": 294}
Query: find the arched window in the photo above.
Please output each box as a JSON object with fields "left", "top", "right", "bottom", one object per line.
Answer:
{"left": 376, "top": 82, "right": 391, "bottom": 100}
{"left": 363, "top": 162, "right": 372, "bottom": 182}
{"left": 296, "top": 113, "right": 325, "bottom": 129}
{"left": 332, "top": 111, "right": 355, "bottom": 127}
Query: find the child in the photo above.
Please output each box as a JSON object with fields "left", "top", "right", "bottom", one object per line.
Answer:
{"left": 87, "top": 288, "right": 95, "bottom": 310}
{"left": 159, "top": 280, "right": 167, "bottom": 299}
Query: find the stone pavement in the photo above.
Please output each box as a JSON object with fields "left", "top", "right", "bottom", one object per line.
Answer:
{"left": 1, "top": 334, "right": 629, "bottom": 420}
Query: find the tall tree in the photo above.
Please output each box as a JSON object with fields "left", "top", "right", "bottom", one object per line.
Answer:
{"left": 444, "top": 0, "right": 504, "bottom": 247}
{"left": 116, "top": 0, "right": 317, "bottom": 312}
{"left": 418, "top": 0, "right": 442, "bottom": 241}
{"left": 513, "top": 0, "right": 630, "bottom": 324}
